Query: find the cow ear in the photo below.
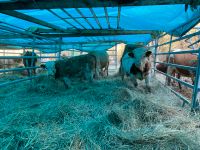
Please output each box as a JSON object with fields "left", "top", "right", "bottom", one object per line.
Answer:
{"left": 145, "top": 51, "right": 152, "bottom": 57}
{"left": 128, "top": 52, "right": 134, "bottom": 58}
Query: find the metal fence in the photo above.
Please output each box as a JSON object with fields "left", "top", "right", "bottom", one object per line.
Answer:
{"left": 150, "top": 30, "right": 200, "bottom": 110}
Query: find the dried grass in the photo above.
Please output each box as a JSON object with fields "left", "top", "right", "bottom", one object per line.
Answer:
{"left": 0, "top": 75, "right": 200, "bottom": 149}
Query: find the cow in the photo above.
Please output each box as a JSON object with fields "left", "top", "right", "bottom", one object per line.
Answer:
{"left": 89, "top": 51, "right": 109, "bottom": 77}
{"left": 23, "top": 51, "right": 38, "bottom": 76}
{"left": 120, "top": 46, "right": 152, "bottom": 92}
{"left": 40, "top": 54, "right": 97, "bottom": 88}
{"left": 156, "top": 49, "right": 197, "bottom": 89}
{"left": 0, "top": 58, "right": 22, "bottom": 69}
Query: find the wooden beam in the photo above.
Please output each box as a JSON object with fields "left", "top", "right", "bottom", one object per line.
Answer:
{"left": 0, "top": 0, "right": 197, "bottom": 10}
{"left": 0, "top": 10, "right": 65, "bottom": 32}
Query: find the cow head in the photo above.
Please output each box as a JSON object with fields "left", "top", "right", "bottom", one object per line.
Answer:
{"left": 40, "top": 61, "right": 56, "bottom": 76}
{"left": 129, "top": 47, "right": 152, "bottom": 73}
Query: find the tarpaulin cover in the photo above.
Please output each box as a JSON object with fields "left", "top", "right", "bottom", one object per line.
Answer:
{"left": 0, "top": 4, "right": 199, "bottom": 52}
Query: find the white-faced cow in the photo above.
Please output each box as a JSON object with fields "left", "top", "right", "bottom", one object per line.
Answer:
{"left": 120, "top": 47, "right": 152, "bottom": 92}
{"left": 41, "top": 54, "right": 97, "bottom": 88}
{"left": 156, "top": 49, "right": 197, "bottom": 89}
{"left": 89, "top": 51, "right": 109, "bottom": 77}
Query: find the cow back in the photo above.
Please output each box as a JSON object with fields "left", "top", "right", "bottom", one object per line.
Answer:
{"left": 174, "top": 53, "right": 197, "bottom": 76}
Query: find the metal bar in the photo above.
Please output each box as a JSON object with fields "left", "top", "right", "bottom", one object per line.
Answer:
{"left": 0, "top": 66, "right": 40, "bottom": 73}
{"left": 153, "top": 38, "right": 158, "bottom": 76}
{"left": 188, "top": 39, "right": 200, "bottom": 47}
{"left": 0, "top": 75, "right": 46, "bottom": 88}
{"left": 40, "top": 29, "right": 154, "bottom": 37}
{"left": 58, "top": 37, "right": 62, "bottom": 60}
{"left": 191, "top": 49, "right": 200, "bottom": 110}
{"left": 0, "top": 10, "right": 65, "bottom": 32}
{"left": 155, "top": 61, "right": 196, "bottom": 71}
{"left": 0, "top": 24, "right": 56, "bottom": 42}
{"left": 154, "top": 68, "right": 194, "bottom": 89}
{"left": 0, "top": 0, "right": 199, "bottom": 10}
{"left": 0, "top": 42, "right": 53, "bottom": 50}
{"left": 156, "top": 49, "right": 199, "bottom": 55}
{"left": 104, "top": 7, "right": 110, "bottom": 29}
{"left": 30, "top": 40, "right": 122, "bottom": 45}
{"left": 0, "top": 56, "right": 59, "bottom": 59}
{"left": 156, "top": 79, "right": 191, "bottom": 105}
{"left": 61, "top": 8, "right": 86, "bottom": 29}
{"left": 48, "top": 9, "right": 79, "bottom": 29}
{"left": 117, "top": 6, "right": 121, "bottom": 29}
{"left": 75, "top": 8, "right": 94, "bottom": 29}
{"left": 89, "top": 8, "right": 102, "bottom": 29}
{"left": 153, "top": 31, "right": 200, "bottom": 47}
{"left": 62, "top": 16, "right": 117, "bottom": 19}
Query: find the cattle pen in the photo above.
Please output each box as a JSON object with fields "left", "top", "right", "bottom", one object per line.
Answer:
{"left": 1, "top": 0, "right": 200, "bottom": 149}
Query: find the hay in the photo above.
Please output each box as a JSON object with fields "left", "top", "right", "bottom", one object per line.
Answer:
{"left": 0, "top": 75, "right": 200, "bottom": 149}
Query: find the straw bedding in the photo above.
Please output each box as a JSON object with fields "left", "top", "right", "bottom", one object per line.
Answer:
{"left": 0, "top": 74, "right": 200, "bottom": 149}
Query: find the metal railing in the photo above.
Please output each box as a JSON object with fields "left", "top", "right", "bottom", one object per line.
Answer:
{"left": 150, "top": 29, "right": 200, "bottom": 110}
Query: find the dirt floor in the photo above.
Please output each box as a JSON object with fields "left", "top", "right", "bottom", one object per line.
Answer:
{"left": 1, "top": 74, "right": 200, "bottom": 149}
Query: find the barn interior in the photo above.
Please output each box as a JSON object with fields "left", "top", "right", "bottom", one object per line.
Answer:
{"left": 0, "top": 0, "right": 200, "bottom": 149}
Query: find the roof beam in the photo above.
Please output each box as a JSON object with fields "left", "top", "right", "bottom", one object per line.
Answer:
{"left": 0, "top": 29, "right": 154, "bottom": 38}
{"left": 89, "top": 8, "right": 102, "bottom": 29}
{"left": 117, "top": 6, "right": 121, "bottom": 29}
{"left": 47, "top": 9, "right": 79, "bottom": 30}
{"left": 61, "top": 8, "right": 86, "bottom": 29}
{"left": 0, "top": 10, "right": 65, "bottom": 32}
{"left": 104, "top": 7, "right": 111, "bottom": 29}
{"left": 76, "top": 8, "right": 94, "bottom": 29}
{"left": 39, "top": 29, "right": 154, "bottom": 38}
{"left": 27, "top": 41, "right": 122, "bottom": 46}
{"left": 0, "top": 24, "right": 57, "bottom": 41}
{"left": 0, "top": 0, "right": 198, "bottom": 10}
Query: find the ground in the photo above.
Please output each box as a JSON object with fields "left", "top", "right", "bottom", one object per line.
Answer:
{"left": 0, "top": 74, "right": 200, "bottom": 149}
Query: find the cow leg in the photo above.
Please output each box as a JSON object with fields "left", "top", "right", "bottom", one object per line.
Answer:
{"left": 177, "top": 73, "right": 182, "bottom": 90}
{"left": 130, "top": 74, "right": 138, "bottom": 87}
{"left": 105, "top": 62, "right": 109, "bottom": 76}
{"left": 95, "top": 58, "right": 101, "bottom": 79}
{"left": 145, "top": 75, "right": 151, "bottom": 93}
{"left": 62, "top": 77, "right": 71, "bottom": 89}
{"left": 25, "top": 59, "right": 31, "bottom": 76}
{"left": 120, "top": 66, "right": 125, "bottom": 81}
{"left": 166, "top": 66, "right": 174, "bottom": 86}
{"left": 83, "top": 63, "right": 94, "bottom": 82}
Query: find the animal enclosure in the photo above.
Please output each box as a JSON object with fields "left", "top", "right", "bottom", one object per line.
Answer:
{"left": 0, "top": 0, "right": 200, "bottom": 149}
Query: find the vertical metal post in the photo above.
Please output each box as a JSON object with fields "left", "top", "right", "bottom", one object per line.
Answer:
{"left": 115, "top": 43, "right": 118, "bottom": 70}
{"left": 58, "top": 37, "right": 62, "bottom": 60}
{"left": 165, "top": 35, "right": 173, "bottom": 85}
{"left": 30, "top": 38, "right": 36, "bottom": 78}
{"left": 153, "top": 38, "right": 158, "bottom": 76}
{"left": 191, "top": 48, "right": 200, "bottom": 110}
{"left": 3, "top": 48, "right": 5, "bottom": 75}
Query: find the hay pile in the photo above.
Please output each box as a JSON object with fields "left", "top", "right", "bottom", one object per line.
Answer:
{"left": 0, "top": 75, "right": 200, "bottom": 149}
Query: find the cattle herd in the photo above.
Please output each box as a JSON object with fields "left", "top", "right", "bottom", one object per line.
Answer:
{"left": 3, "top": 45, "right": 197, "bottom": 93}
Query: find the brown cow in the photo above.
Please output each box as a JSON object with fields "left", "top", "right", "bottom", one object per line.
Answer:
{"left": 156, "top": 50, "right": 197, "bottom": 89}
{"left": 41, "top": 54, "right": 97, "bottom": 88}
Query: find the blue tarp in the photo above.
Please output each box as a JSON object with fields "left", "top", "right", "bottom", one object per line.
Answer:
{"left": 0, "top": 4, "right": 199, "bottom": 52}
